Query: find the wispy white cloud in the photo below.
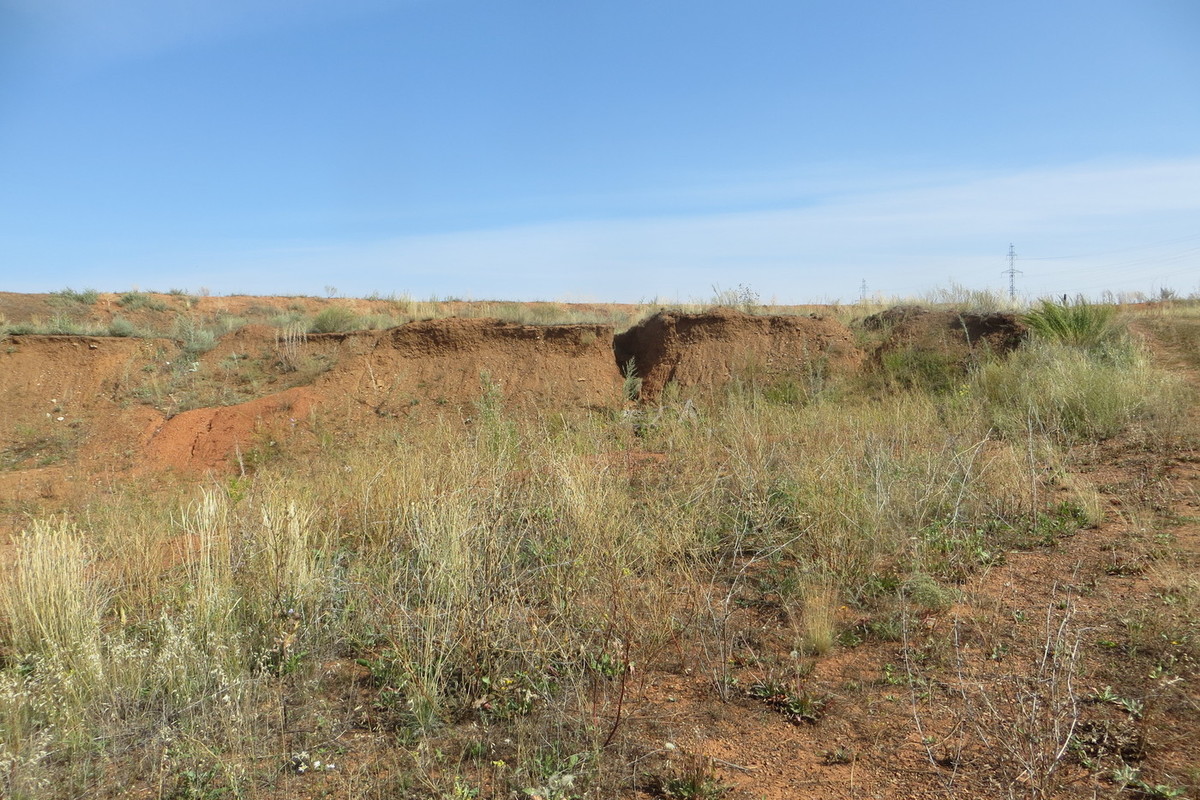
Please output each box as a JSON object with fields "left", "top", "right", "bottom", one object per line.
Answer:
{"left": 11, "top": 156, "right": 1198, "bottom": 301}
{"left": 197, "top": 156, "right": 1200, "bottom": 302}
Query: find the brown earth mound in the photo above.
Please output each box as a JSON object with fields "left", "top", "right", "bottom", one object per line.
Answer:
{"left": 318, "top": 318, "right": 622, "bottom": 420}
{"left": 614, "top": 308, "right": 864, "bottom": 401}
{"left": 873, "top": 307, "right": 1028, "bottom": 359}
{"left": 1, "top": 318, "right": 625, "bottom": 478}
{"left": 142, "top": 386, "right": 318, "bottom": 474}
{"left": 0, "top": 335, "right": 169, "bottom": 467}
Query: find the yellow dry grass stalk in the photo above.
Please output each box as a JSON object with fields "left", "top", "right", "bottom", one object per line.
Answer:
{"left": 1, "top": 520, "right": 103, "bottom": 672}
{"left": 798, "top": 580, "right": 838, "bottom": 656}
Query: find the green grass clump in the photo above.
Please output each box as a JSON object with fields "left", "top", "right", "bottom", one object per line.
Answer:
{"left": 172, "top": 316, "right": 218, "bottom": 357}
{"left": 1023, "top": 297, "right": 1119, "bottom": 349}
{"left": 107, "top": 316, "right": 139, "bottom": 337}
{"left": 879, "top": 346, "right": 962, "bottom": 394}
{"left": 49, "top": 287, "right": 99, "bottom": 305}
{"left": 971, "top": 340, "right": 1188, "bottom": 443}
{"left": 117, "top": 291, "right": 168, "bottom": 312}
{"left": 308, "top": 305, "right": 361, "bottom": 333}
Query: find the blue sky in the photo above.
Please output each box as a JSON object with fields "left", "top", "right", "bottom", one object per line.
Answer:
{"left": 1, "top": 0, "right": 1197, "bottom": 303}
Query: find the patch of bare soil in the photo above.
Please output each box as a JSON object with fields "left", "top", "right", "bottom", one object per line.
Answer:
{"left": 0, "top": 335, "right": 169, "bottom": 495}
{"left": 614, "top": 308, "right": 864, "bottom": 401}
{"left": 602, "top": 461, "right": 1198, "bottom": 799}
{"left": 140, "top": 386, "right": 319, "bottom": 474}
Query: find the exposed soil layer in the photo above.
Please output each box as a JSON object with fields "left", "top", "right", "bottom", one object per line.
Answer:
{"left": 870, "top": 306, "right": 1028, "bottom": 361}
{"left": 318, "top": 318, "right": 621, "bottom": 420}
{"left": 0, "top": 335, "right": 163, "bottom": 437}
{"left": 614, "top": 308, "right": 864, "bottom": 401}
{"left": 0, "top": 336, "right": 170, "bottom": 477}
{"left": 142, "top": 386, "right": 319, "bottom": 474}
{"left": 2, "top": 318, "right": 624, "bottom": 476}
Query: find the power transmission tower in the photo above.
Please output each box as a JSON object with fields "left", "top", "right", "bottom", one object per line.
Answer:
{"left": 1002, "top": 243, "right": 1022, "bottom": 301}
{"left": 859, "top": 278, "right": 867, "bottom": 302}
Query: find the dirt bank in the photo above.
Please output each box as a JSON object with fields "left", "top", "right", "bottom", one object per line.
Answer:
{"left": 613, "top": 308, "right": 864, "bottom": 401}
{"left": 317, "top": 318, "right": 622, "bottom": 420}
{"left": 1, "top": 318, "right": 624, "bottom": 477}
{"left": 868, "top": 307, "right": 1028, "bottom": 359}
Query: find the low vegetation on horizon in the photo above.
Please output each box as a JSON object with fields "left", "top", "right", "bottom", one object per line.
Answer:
{"left": 2, "top": 282, "right": 1196, "bottom": 343}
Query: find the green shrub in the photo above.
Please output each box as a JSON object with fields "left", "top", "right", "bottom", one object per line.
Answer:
{"left": 117, "top": 291, "right": 168, "bottom": 312}
{"left": 45, "top": 314, "right": 86, "bottom": 335}
{"left": 1022, "top": 297, "right": 1119, "bottom": 350}
{"left": 309, "top": 305, "right": 361, "bottom": 333}
{"left": 173, "top": 316, "right": 218, "bottom": 357}
{"left": 107, "top": 317, "right": 138, "bottom": 337}
{"left": 50, "top": 287, "right": 99, "bottom": 305}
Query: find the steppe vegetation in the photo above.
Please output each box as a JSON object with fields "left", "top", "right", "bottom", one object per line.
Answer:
{"left": 0, "top": 290, "right": 1198, "bottom": 798}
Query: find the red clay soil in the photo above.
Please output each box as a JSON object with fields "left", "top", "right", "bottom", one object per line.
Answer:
{"left": 614, "top": 308, "right": 864, "bottom": 401}
{"left": 1, "top": 310, "right": 874, "bottom": 476}
{"left": 0, "top": 335, "right": 162, "bottom": 431}
{"left": 144, "top": 319, "right": 623, "bottom": 472}
{"left": 141, "top": 386, "right": 319, "bottom": 474}
{"left": 0, "top": 335, "right": 169, "bottom": 472}
{"left": 1, "top": 317, "right": 624, "bottom": 477}
{"left": 317, "top": 318, "right": 622, "bottom": 421}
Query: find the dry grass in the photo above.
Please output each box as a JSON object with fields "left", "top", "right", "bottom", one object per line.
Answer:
{"left": 0, "top": 307, "right": 1193, "bottom": 797}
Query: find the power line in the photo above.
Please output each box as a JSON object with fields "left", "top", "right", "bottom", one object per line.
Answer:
{"left": 1021, "top": 232, "right": 1200, "bottom": 261}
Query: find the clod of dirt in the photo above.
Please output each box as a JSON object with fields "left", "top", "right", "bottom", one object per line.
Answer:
{"left": 613, "top": 308, "right": 864, "bottom": 401}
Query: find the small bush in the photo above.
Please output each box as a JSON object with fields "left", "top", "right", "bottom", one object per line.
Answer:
{"left": 309, "top": 306, "right": 361, "bottom": 333}
{"left": 709, "top": 283, "right": 760, "bottom": 314}
{"left": 173, "top": 316, "right": 218, "bottom": 357}
{"left": 50, "top": 287, "right": 99, "bottom": 305}
{"left": 117, "top": 291, "right": 168, "bottom": 312}
{"left": 902, "top": 572, "right": 958, "bottom": 611}
{"left": 45, "top": 314, "right": 87, "bottom": 335}
{"left": 107, "top": 317, "right": 138, "bottom": 337}
{"left": 1022, "top": 297, "right": 1118, "bottom": 350}
{"left": 621, "top": 358, "right": 642, "bottom": 402}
